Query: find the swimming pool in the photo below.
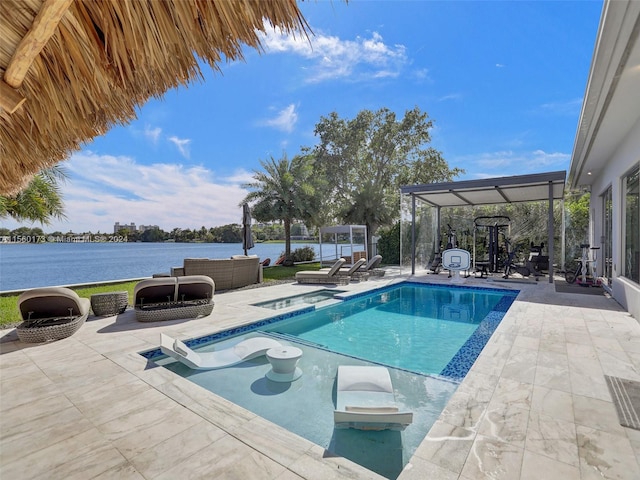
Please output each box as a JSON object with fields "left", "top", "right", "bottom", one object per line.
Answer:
{"left": 252, "top": 288, "right": 346, "bottom": 310}
{"left": 262, "top": 283, "right": 513, "bottom": 378}
{"left": 143, "top": 281, "right": 518, "bottom": 479}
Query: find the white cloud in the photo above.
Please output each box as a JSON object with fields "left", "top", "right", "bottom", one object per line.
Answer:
{"left": 438, "top": 93, "right": 463, "bottom": 102}
{"left": 496, "top": 63, "right": 505, "bottom": 68}
{"left": 260, "top": 25, "right": 408, "bottom": 82}
{"left": 538, "top": 98, "right": 583, "bottom": 116}
{"left": 454, "top": 149, "right": 571, "bottom": 175}
{"left": 225, "top": 169, "right": 255, "bottom": 184}
{"left": 168, "top": 136, "right": 191, "bottom": 159}
{"left": 4, "top": 152, "right": 252, "bottom": 233}
{"left": 261, "top": 104, "right": 298, "bottom": 133}
{"left": 144, "top": 125, "right": 162, "bottom": 144}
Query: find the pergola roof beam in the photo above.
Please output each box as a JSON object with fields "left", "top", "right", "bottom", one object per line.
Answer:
{"left": 494, "top": 186, "right": 511, "bottom": 203}
{"left": 449, "top": 189, "right": 474, "bottom": 205}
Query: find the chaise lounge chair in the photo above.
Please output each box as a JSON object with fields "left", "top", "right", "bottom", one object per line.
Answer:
{"left": 334, "top": 365, "right": 413, "bottom": 431}
{"left": 319, "top": 257, "right": 369, "bottom": 281}
{"left": 16, "top": 287, "right": 91, "bottom": 342}
{"left": 363, "top": 254, "right": 384, "bottom": 275}
{"left": 159, "top": 333, "right": 282, "bottom": 370}
{"left": 295, "top": 258, "right": 349, "bottom": 285}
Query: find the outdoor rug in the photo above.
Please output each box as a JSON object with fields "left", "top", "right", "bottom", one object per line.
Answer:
{"left": 554, "top": 279, "right": 605, "bottom": 295}
{"left": 604, "top": 375, "right": 640, "bottom": 430}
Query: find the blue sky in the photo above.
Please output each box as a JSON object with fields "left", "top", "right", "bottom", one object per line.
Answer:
{"left": 4, "top": 0, "right": 603, "bottom": 233}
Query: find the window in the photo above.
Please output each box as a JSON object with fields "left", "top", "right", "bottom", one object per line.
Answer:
{"left": 623, "top": 164, "right": 639, "bottom": 284}
{"left": 602, "top": 186, "right": 613, "bottom": 285}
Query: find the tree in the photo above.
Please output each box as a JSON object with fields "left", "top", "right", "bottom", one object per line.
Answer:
{"left": 0, "top": 166, "right": 67, "bottom": 224}
{"left": 242, "top": 153, "right": 319, "bottom": 265}
{"left": 312, "top": 107, "right": 463, "bottom": 253}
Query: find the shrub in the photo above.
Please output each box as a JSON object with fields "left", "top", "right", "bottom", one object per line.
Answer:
{"left": 291, "top": 246, "right": 316, "bottom": 262}
{"left": 378, "top": 222, "right": 400, "bottom": 264}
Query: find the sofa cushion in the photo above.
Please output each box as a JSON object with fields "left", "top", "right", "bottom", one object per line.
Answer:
{"left": 134, "top": 277, "right": 177, "bottom": 307}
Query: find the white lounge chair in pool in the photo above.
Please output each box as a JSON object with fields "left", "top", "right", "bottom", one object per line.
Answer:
{"left": 334, "top": 365, "right": 413, "bottom": 431}
{"left": 159, "top": 333, "right": 282, "bottom": 370}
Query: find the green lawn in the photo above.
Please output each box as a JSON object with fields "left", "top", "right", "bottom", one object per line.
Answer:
{"left": 0, "top": 263, "right": 321, "bottom": 328}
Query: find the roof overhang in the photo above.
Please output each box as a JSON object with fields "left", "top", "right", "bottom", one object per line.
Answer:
{"left": 400, "top": 171, "right": 566, "bottom": 208}
{"left": 568, "top": 0, "right": 640, "bottom": 189}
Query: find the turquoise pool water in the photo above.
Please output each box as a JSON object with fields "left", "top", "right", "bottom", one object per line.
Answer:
{"left": 253, "top": 289, "right": 346, "bottom": 310}
{"left": 143, "top": 282, "right": 518, "bottom": 479}
{"left": 263, "top": 284, "right": 506, "bottom": 376}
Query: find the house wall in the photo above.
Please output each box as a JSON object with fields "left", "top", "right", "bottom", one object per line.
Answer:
{"left": 589, "top": 117, "right": 640, "bottom": 320}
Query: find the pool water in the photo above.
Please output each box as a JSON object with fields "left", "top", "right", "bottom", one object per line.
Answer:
{"left": 253, "top": 289, "right": 346, "bottom": 310}
{"left": 143, "top": 282, "right": 518, "bottom": 479}
{"left": 263, "top": 284, "right": 507, "bottom": 376}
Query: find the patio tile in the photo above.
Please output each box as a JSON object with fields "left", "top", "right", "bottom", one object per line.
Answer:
{"left": 477, "top": 402, "right": 529, "bottom": 448}
{"left": 128, "top": 420, "right": 226, "bottom": 478}
{"left": 230, "top": 415, "right": 315, "bottom": 467}
{"left": 460, "top": 433, "right": 524, "bottom": 480}
{"left": 438, "top": 389, "right": 489, "bottom": 429}
{"left": 572, "top": 394, "right": 627, "bottom": 437}
{"left": 501, "top": 346, "right": 538, "bottom": 384}
{"left": 577, "top": 425, "right": 640, "bottom": 480}
{"left": 412, "top": 420, "right": 475, "bottom": 474}
{"left": 490, "top": 377, "right": 534, "bottom": 410}
{"left": 397, "top": 456, "right": 458, "bottom": 480}
{"left": 526, "top": 410, "right": 579, "bottom": 467}
{"left": 520, "top": 450, "right": 581, "bottom": 480}
{"left": 155, "top": 434, "right": 287, "bottom": 480}
{"left": 530, "top": 385, "right": 575, "bottom": 423}
{"left": 0, "top": 427, "right": 126, "bottom": 480}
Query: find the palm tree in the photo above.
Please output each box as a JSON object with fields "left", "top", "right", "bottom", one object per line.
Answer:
{"left": 242, "top": 153, "right": 318, "bottom": 265}
{"left": 0, "top": 166, "right": 67, "bottom": 224}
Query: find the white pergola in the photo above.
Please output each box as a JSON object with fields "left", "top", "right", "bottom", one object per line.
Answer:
{"left": 318, "top": 225, "right": 368, "bottom": 266}
{"left": 400, "top": 171, "right": 567, "bottom": 283}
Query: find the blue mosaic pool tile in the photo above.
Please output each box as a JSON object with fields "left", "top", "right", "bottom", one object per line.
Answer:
{"left": 439, "top": 294, "right": 517, "bottom": 381}
{"left": 140, "top": 305, "right": 315, "bottom": 360}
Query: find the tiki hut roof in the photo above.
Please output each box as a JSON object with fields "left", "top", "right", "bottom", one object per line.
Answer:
{"left": 0, "top": 0, "right": 310, "bottom": 195}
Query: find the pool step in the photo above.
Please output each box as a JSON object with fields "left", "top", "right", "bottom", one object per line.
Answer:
{"left": 262, "top": 331, "right": 327, "bottom": 349}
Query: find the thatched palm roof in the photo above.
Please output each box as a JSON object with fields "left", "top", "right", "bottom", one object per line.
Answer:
{"left": 0, "top": 0, "right": 310, "bottom": 195}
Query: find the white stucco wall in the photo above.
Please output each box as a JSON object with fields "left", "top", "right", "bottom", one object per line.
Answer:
{"left": 588, "top": 117, "right": 640, "bottom": 320}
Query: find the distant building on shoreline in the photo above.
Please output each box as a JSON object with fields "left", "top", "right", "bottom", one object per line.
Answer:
{"left": 114, "top": 222, "right": 136, "bottom": 234}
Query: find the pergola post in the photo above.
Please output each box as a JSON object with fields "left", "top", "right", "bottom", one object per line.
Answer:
{"left": 411, "top": 194, "right": 416, "bottom": 274}
{"left": 548, "top": 181, "right": 555, "bottom": 283}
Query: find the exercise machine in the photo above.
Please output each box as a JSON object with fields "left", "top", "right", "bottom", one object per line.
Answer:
{"left": 427, "top": 224, "right": 458, "bottom": 274}
{"left": 502, "top": 238, "right": 542, "bottom": 280}
{"left": 473, "top": 216, "right": 511, "bottom": 277}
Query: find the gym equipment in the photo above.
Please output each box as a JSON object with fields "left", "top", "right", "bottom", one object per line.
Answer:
{"left": 565, "top": 244, "right": 600, "bottom": 285}
{"left": 528, "top": 242, "right": 549, "bottom": 272}
{"left": 427, "top": 224, "right": 457, "bottom": 274}
{"left": 473, "top": 216, "right": 511, "bottom": 276}
{"left": 502, "top": 238, "right": 542, "bottom": 280}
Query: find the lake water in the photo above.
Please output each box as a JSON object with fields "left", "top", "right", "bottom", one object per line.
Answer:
{"left": 0, "top": 242, "right": 334, "bottom": 292}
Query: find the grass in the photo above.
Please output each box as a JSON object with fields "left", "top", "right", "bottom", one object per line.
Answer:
{"left": 0, "top": 263, "right": 323, "bottom": 329}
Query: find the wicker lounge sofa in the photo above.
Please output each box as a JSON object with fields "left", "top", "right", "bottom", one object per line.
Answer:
{"left": 134, "top": 275, "right": 214, "bottom": 322}
{"left": 16, "top": 287, "right": 90, "bottom": 342}
{"left": 170, "top": 255, "right": 261, "bottom": 290}
{"left": 295, "top": 258, "right": 349, "bottom": 285}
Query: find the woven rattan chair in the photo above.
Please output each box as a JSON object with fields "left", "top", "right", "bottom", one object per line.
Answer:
{"left": 16, "top": 287, "right": 90, "bottom": 342}
{"left": 134, "top": 275, "right": 214, "bottom": 322}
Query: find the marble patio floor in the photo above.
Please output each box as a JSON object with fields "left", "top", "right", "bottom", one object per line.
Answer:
{"left": 1, "top": 270, "right": 639, "bottom": 479}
